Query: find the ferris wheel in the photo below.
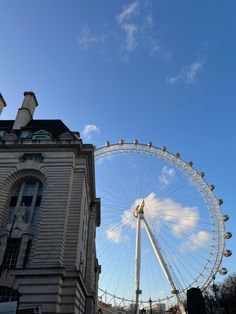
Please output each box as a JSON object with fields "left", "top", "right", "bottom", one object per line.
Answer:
{"left": 94, "top": 141, "right": 232, "bottom": 313}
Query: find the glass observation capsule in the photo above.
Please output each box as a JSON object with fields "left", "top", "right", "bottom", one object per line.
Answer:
{"left": 225, "top": 232, "right": 232, "bottom": 239}
{"left": 224, "top": 250, "right": 232, "bottom": 257}
{"left": 209, "top": 185, "right": 215, "bottom": 191}
{"left": 219, "top": 268, "right": 228, "bottom": 275}
{"left": 223, "top": 215, "right": 229, "bottom": 222}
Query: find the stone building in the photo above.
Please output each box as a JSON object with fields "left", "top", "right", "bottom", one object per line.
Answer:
{"left": 0, "top": 92, "right": 101, "bottom": 314}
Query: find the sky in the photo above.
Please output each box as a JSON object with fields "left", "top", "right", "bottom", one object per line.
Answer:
{"left": 0, "top": 0, "right": 236, "bottom": 304}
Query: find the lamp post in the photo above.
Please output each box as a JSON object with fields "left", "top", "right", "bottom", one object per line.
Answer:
{"left": 149, "top": 298, "right": 153, "bottom": 314}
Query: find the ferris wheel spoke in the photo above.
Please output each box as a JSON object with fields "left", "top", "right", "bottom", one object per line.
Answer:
{"left": 147, "top": 217, "right": 214, "bottom": 279}
{"left": 149, "top": 218, "right": 213, "bottom": 234}
{"left": 145, "top": 212, "right": 212, "bottom": 227}
{"left": 146, "top": 220, "right": 212, "bottom": 256}
{"left": 155, "top": 225, "right": 213, "bottom": 266}
{"left": 114, "top": 235, "right": 132, "bottom": 295}
{"left": 97, "top": 167, "right": 135, "bottom": 205}
{"left": 97, "top": 188, "right": 131, "bottom": 209}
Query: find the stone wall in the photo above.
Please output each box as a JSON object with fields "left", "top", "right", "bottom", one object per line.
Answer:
{"left": 0, "top": 140, "right": 100, "bottom": 313}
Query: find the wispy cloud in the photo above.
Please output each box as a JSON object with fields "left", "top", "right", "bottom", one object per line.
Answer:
{"left": 116, "top": 0, "right": 171, "bottom": 61}
{"left": 117, "top": 1, "right": 139, "bottom": 24}
{"left": 159, "top": 166, "right": 175, "bottom": 186}
{"left": 147, "top": 38, "right": 173, "bottom": 62}
{"left": 116, "top": 1, "right": 140, "bottom": 56}
{"left": 78, "top": 25, "right": 105, "bottom": 49}
{"left": 106, "top": 224, "right": 128, "bottom": 243}
{"left": 167, "top": 60, "right": 204, "bottom": 85}
{"left": 82, "top": 124, "right": 100, "bottom": 140}
{"left": 181, "top": 231, "right": 210, "bottom": 252}
{"left": 122, "top": 23, "right": 138, "bottom": 53}
{"left": 78, "top": 1, "right": 171, "bottom": 63}
{"left": 105, "top": 193, "right": 200, "bottom": 245}
{"left": 144, "top": 14, "right": 153, "bottom": 27}
{"left": 121, "top": 193, "right": 199, "bottom": 236}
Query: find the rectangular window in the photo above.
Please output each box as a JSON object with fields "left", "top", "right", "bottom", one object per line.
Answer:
{"left": 32, "top": 206, "right": 40, "bottom": 225}
{"left": 5, "top": 206, "right": 16, "bottom": 225}
{"left": 23, "top": 206, "right": 31, "bottom": 222}
{"left": 32, "top": 134, "right": 50, "bottom": 140}
{"left": 20, "top": 153, "right": 43, "bottom": 163}
{"left": 9, "top": 196, "right": 17, "bottom": 206}
{"left": 19, "top": 130, "right": 31, "bottom": 139}
{"left": 24, "top": 183, "right": 36, "bottom": 196}
{"left": 0, "top": 287, "right": 19, "bottom": 302}
{"left": 0, "top": 130, "right": 6, "bottom": 139}
{"left": 2, "top": 239, "right": 21, "bottom": 269}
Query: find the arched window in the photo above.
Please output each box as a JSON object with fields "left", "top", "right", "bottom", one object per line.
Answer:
{"left": 2, "top": 179, "right": 43, "bottom": 270}
{"left": 5, "top": 179, "right": 42, "bottom": 226}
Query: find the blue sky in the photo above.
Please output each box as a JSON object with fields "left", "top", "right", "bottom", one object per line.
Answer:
{"left": 0, "top": 0, "right": 235, "bottom": 304}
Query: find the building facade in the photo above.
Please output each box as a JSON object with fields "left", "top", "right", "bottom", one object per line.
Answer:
{"left": 0, "top": 92, "right": 101, "bottom": 314}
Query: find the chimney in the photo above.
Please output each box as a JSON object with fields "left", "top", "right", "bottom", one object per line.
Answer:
{"left": 0, "top": 93, "right": 7, "bottom": 115}
{"left": 13, "top": 91, "right": 38, "bottom": 129}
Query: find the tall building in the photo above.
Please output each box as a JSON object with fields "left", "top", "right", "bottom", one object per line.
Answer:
{"left": 0, "top": 92, "right": 101, "bottom": 314}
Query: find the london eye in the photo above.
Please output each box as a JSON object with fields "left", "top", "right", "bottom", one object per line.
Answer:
{"left": 95, "top": 141, "right": 232, "bottom": 313}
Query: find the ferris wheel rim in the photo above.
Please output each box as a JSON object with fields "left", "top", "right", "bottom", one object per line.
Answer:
{"left": 95, "top": 142, "right": 226, "bottom": 303}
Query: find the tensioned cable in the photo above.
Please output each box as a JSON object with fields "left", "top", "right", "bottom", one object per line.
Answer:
{"left": 146, "top": 215, "right": 213, "bottom": 285}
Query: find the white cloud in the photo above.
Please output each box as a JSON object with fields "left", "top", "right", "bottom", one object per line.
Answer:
{"left": 78, "top": 25, "right": 105, "bottom": 49}
{"left": 116, "top": 2, "right": 140, "bottom": 56}
{"left": 82, "top": 124, "right": 100, "bottom": 140}
{"left": 117, "top": 1, "right": 139, "bottom": 24}
{"left": 181, "top": 231, "right": 210, "bottom": 252}
{"left": 78, "top": 1, "right": 171, "bottom": 62}
{"left": 122, "top": 23, "right": 138, "bottom": 52}
{"left": 159, "top": 166, "right": 175, "bottom": 186}
{"left": 106, "top": 224, "right": 128, "bottom": 243}
{"left": 105, "top": 193, "right": 200, "bottom": 245}
{"left": 167, "top": 60, "right": 204, "bottom": 85}
{"left": 116, "top": 1, "right": 172, "bottom": 61}
{"left": 185, "top": 61, "right": 203, "bottom": 83}
{"left": 144, "top": 14, "right": 153, "bottom": 27}
{"left": 116, "top": 0, "right": 158, "bottom": 60}
{"left": 121, "top": 193, "right": 199, "bottom": 236}
{"left": 147, "top": 39, "right": 172, "bottom": 62}
{"left": 148, "top": 40, "right": 160, "bottom": 56}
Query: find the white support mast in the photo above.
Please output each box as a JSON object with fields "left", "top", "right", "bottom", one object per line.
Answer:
{"left": 134, "top": 201, "right": 144, "bottom": 314}
{"left": 143, "top": 215, "right": 186, "bottom": 314}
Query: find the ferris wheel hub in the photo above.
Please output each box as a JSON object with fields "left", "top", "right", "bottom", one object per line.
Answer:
{"left": 134, "top": 200, "right": 145, "bottom": 217}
